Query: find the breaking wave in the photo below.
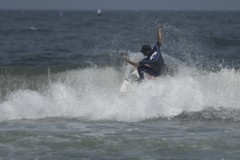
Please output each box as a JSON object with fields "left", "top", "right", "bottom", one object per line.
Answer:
{"left": 0, "top": 58, "right": 240, "bottom": 122}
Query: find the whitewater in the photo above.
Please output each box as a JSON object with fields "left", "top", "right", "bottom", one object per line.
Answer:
{"left": 1, "top": 60, "right": 240, "bottom": 122}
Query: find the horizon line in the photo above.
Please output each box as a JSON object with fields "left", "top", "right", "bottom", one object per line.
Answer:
{"left": 0, "top": 8, "right": 240, "bottom": 12}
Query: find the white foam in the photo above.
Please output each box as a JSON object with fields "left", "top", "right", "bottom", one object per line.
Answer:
{"left": 0, "top": 66, "right": 240, "bottom": 122}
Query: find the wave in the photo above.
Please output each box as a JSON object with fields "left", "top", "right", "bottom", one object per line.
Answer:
{"left": 0, "top": 60, "right": 240, "bottom": 122}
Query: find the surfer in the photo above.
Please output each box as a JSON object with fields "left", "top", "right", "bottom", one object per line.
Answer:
{"left": 123, "top": 25, "right": 165, "bottom": 81}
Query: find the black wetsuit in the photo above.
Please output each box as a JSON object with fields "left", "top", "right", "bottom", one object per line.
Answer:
{"left": 138, "top": 42, "right": 164, "bottom": 79}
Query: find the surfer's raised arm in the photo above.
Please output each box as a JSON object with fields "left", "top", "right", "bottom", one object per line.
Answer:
{"left": 157, "top": 25, "right": 163, "bottom": 44}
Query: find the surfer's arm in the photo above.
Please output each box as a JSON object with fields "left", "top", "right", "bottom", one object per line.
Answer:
{"left": 157, "top": 25, "right": 163, "bottom": 45}
{"left": 123, "top": 57, "right": 139, "bottom": 67}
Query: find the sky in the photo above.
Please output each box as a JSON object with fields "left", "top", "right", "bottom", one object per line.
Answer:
{"left": 0, "top": 0, "right": 240, "bottom": 11}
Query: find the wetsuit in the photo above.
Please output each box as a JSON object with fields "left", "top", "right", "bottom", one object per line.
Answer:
{"left": 138, "top": 42, "right": 164, "bottom": 79}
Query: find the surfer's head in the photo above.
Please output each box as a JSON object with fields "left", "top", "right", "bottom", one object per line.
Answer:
{"left": 140, "top": 45, "right": 152, "bottom": 56}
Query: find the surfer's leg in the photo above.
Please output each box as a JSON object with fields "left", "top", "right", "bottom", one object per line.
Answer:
{"left": 137, "top": 66, "right": 145, "bottom": 79}
{"left": 137, "top": 66, "right": 159, "bottom": 79}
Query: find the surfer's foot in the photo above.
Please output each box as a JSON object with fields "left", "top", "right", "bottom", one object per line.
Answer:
{"left": 129, "top": 74, "right": 139, "bottom": 81}
{"left": 136, "top": 78, "right": 143, "bottom": 83}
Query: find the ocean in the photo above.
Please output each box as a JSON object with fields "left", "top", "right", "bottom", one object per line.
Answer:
{"left": 0, "top": 10, "right": 240, "bottom": 159}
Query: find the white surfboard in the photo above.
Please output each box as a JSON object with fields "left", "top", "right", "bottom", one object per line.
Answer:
{"left": 120, "top": 69, "right": 140, "bottom": 94}
{"left": 120, "top": 79, "right": 130, "bottom": 93}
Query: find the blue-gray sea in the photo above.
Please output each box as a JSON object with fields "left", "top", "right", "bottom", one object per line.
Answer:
{"left": 0, "top": 10, "right": 240, "bottom": 159}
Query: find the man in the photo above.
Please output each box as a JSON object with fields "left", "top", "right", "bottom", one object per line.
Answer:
{"left": 123, "top": 25, "right": 165, "bottom": 81}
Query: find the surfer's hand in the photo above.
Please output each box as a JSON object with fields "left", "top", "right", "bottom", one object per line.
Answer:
{"left": 123, "top": 57, "right": 139, "bottom": 67}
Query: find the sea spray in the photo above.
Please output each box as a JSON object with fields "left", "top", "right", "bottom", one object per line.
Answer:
{"left": 0, "top": 65, "right": 240, "bottom": 122}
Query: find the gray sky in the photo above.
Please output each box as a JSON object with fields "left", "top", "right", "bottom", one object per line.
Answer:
{"left": 0, "top": 0, "right": 240, "bottom": 11}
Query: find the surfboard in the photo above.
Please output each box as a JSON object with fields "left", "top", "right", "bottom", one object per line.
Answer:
{"left": 120, "top": 79, "right": 130, "bottom": 93}
{"left": 120, "top": 70, "right": 139, "bottom": 94}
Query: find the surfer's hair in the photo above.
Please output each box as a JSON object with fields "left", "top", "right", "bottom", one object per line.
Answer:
{"left": 140, "top": 45, "right": 152, "bottom": 55}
